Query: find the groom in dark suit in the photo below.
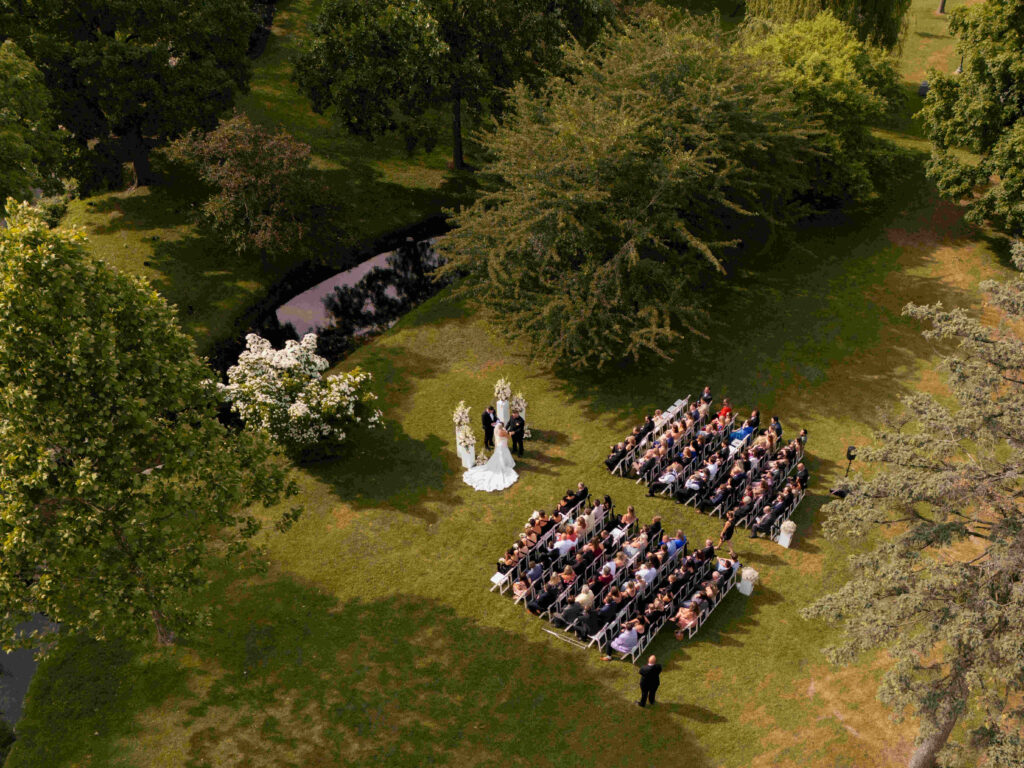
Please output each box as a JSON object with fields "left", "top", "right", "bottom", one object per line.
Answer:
{"left": 482, "top": 406, "right": 497, "bottom": 449}
{"left": 508, "top": 410, "right": 526, "bottom": 457}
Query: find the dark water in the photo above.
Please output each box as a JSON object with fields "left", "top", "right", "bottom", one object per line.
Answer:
{"left": 0, "top": 616, "right": 57, "bottom": 724}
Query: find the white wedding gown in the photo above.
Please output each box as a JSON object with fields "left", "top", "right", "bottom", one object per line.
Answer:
{"left": 463, "top": 432, "right": 518, "bottom": 492}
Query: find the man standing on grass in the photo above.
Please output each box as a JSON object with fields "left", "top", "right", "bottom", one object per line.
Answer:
{"left": 638, "top": 655, "right": 662, "bottom": 707}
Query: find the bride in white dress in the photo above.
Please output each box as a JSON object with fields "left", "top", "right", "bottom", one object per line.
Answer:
{"left": 463, "top": 421, "right": 519, "bottom": 492}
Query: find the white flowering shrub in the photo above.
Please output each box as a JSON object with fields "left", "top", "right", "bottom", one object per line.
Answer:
{"left": 220, "top": 333, "right": 383, "bottom": 455}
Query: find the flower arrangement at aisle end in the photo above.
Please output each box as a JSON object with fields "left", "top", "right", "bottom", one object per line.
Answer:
{"left": 511, "top": 391, "right": 531, "bottom": 439}
{"left": 220, "top": 333, "right": 383, "bottom": 458}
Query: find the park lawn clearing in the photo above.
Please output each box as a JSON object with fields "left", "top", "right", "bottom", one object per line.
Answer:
{"left": 11, "top": 161, "right": 1014, "bottom": 768}
{"left": 8, "top": 2, "right": 1013, "bottom": 767}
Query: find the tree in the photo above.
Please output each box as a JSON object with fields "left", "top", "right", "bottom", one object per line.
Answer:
{"left": 166, "top": 113, "right": 343, "bottom": 268}
{"left": 0, "top": 0, "right": 257, "bottom": 187}
{"left": 0, "top": 40, "right": 61, "bottom": 202}
{"left": 437, "top": 16, "right": 820, "bottom": 370}
{"left": 0, "top": 201, "right": 296, "bottom": 648}
{"left": 293, "top": 0, "right": 615, "bottom": 169}
{"left": 804, "top": 240, "right": 1024, "bottom": 768}
{"left": 919, "top": 0, "right": 1024, "bottom": 237}
{"left": 744, "top": 12, "right": 903, "bottom": 207}
{"left": 745, "top": 0, "right": 912, "bottom": 50}
{"left": 219, "top": 333, "right": 383, "bottom": 457}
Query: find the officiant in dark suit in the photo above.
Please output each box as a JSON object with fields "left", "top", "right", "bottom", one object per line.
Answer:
{"left": 482, "top": 406, "right": 498, "bottom": 449}
{"left": 508, "top": 410, "right": 526, "bottom": 457}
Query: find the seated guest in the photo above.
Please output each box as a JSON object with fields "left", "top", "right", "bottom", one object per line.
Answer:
{"left": 654, "top": 543, "right": 671, "bottom": 565}
{"left": 597, "top": 594, "right": 621, "bottom": 623}
{"left": 637, "top": 560, "right": 659, "bottom": 587}
{"left": 718, "top": 398, "right": 733, "bottom": 421}
{"left": 640, "top": 414, "right": 656, "bottom": 437}
{"left": 668, "top": 530, "right": 687, "bottom": 556}
{"left": 571, "top": 552, "right": 590, "bottom": 577}
{"left": 590, "top": 565, "right": 614, "bottom": 594}
{"left": 769, "top": 416, "right": 783, "bottom": 439}
{"left": 676, "top": 469, "right": 708, "bottom": 502}
{"left": 647, "top": 462, "right": 683, "bottom": 496}
{"left": 645, "top": 516, "right": 663, "bottom": 541}
{"left": 622, "top": 532, "right": 648, "bottom": 560}
{"left": 603, "top": 618, "right": 645, "bottom": 659}
{"left": 575, "top": 584, "right": 596, "bottom": 610}
{"left": 574, "top": 481, "right": 589, "bottom": 504}
{"left": 697, "top": 539, "right": 715, "bottom": 562}
{"left": 559, "top": 565, "right": 577, "bottom": 587}
{"left": 673, "top": 605, "right": 699, "bottom": 638}
{"left": 526, "top": 560, "right": 543, "bottom": 584}
{"left": 605, "top": 442, "right": 627, "bottom": 470}
{"left": 497, "top": 549, "right": 519, "bottom": 574}
{"left": 551, "top": 600, "right": 585, "bottom": 629}
{"left": 746, "top": 409, "right": 761, "bottom": 430}
{"left": 576, "top": 605, "right": 604, "bottom": 641}
{"left": 512, "top": 578, "right": 531, "bottom": 599}
{"left": 527, "top": 578, "right": 560, "bottom": 615}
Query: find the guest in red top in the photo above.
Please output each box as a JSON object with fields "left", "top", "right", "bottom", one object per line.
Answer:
{"left": 718, "top": 398, "right": 733, "bottom": 421}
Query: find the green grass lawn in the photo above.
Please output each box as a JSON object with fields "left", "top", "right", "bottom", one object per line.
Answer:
{"left": 9, "top": 2, "right": 1011, "bottom": 767}
{"left": 10, "top": 162, "right": 1013, "bottom": 767}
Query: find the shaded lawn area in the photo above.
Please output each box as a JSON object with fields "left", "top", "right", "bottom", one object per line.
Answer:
{"left": 11, "top": 161, "right": 1013, "bottom": 768}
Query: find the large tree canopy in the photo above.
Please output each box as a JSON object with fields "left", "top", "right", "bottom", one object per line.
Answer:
{"left": 293, "top": 0, "right": 615, "bottom": 168}
{"left": 744, "top": 12, "right": 903, "bottom": 207}
{"left": 0, "top": 0, "right": 257, "bottom": 187}
{"left": 0, "top": 40, "right": 61, "bottom": 202}
{"left": 0, "top": 201, "right": 295, "bottom": 648}
{"left": 920, "top": 0, "right": 1024, "bottom": 237}
{"left": 745, "top": 0, "right": 912, "bottom": 50}
{"left": 437, "top": 14, "right": 901, "bottom": 370}
{"left": 805, "top": 241, "right": 1024, "bottom": 768}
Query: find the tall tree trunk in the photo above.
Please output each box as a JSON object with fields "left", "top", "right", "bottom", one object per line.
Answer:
{"left": 125, "top": 130, "right": 155, "bottom": 187}
{"left": 151, "top": 608, "right": 176, "bottom": 646}
{"left": 937, "top": 0, "right": 946, "bottom": 13}
{"left": 907, "top": 711, "right": 960, "bottom": 768}
{"left": 451, "top": 90, "right": 465, "bottom": 170}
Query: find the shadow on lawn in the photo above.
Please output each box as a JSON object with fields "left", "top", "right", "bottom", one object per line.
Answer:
{"left": 553, "top": 174, "right": 981, "bottom": 436}
{"left": 182, "top": 577, "right": 717, "bottom": 768}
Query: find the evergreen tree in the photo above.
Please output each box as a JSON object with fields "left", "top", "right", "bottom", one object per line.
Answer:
{"left": 920, "top": 0, "right": 1024, "bottom": 237}
{"left": 805, "top": 241, "right": 1024, "bottom": 768}
{"left": 293, "top": 0, "right": 615, "bottom": 169}
{"left": 0, "top": 202, "right": 296, "bottom": 648}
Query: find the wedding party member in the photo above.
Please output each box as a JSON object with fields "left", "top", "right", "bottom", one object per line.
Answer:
{"left": 463, "top": 420, "right": 519, "bottom": 492}
{"left": 508, "top": 410, "right": 526, "bottom": 457}
{"left": 718, "top": 512, "right": 738, "bottom": 559}
{"left": 638, "top": 655, "right": 662, "bottom": 707}
{"left": 481, "top": 406, "right": 498, "bottom": 449}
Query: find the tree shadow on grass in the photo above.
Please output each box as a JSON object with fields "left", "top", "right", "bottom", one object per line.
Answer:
{"left": 181, "top": 577, "right": 717, "bottom": 768}
{"left": 552, "top": 176, "right": 983, "bottom": 436}
{"left": 303, "top": 419, "right": 450, "bottom": 524}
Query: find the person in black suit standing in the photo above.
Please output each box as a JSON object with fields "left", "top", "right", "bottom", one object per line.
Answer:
{"left": 482, "top": 406, "right": 497, "bottom": 449}
{"left": 638, "top": 655, "right": 662, "bottom": 707}
{"left": 508, "top": 410, "right": 526, "bottom": 457}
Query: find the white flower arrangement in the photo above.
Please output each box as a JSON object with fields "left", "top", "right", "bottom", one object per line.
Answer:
{"left": 474, "top": 449, "right": 489, "bottom": 466}
{"left": 494, "top": 377, "right": 512, "bottom": 402}
{"left": 452, "top": 400, "right": 471, "bottom": 428}
{"left": 219, "top": 333, "right": 383, "bottom": 453}
{"left": 741, "top": 567, "right": 760, "bottom": 585}
{"left": 510, "top": 391, "right": 527, "bottom": 414}
{"left": 455, "top": 424, "right": 476, "bottom": 450}
{"left": 780, "top": 520, "right": 797, "bottom": 536}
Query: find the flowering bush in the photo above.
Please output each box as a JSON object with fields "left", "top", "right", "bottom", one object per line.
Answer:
{"left": 453, "top": 400, "right": 471, "bottom": 428}
{"left": 494, "top": 377, "right": 512, "bottom": 402}
{"left": 220, "top": 333, "right": 382, "bottom": 455}
{"left": 456, "top": 424, "right": 476, "bottom": 450}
